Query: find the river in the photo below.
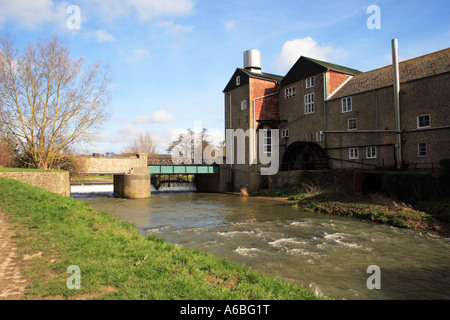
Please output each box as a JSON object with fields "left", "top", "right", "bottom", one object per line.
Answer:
{"left": 73, "top": 185, "right": 450, "bottom": 300}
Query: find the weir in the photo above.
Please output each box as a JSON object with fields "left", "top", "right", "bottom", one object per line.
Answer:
{"left": 76, "top": 153, "right": 221, "bottom": 199}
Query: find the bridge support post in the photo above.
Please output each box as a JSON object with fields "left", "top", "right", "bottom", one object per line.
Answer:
{"left": 113, "top": 167, "right": 151, "bottom": 199}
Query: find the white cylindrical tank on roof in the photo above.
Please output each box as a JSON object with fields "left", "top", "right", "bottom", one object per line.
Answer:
{"left": 244, "top": 50, "right": 262, "bottom": 72}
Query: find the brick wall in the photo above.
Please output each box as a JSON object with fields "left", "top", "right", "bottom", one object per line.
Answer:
{"left": 251, "top": 78, "right": 279, "bottom": 121}
{"left": 326, "top": 71, "right": 352, "bottom": 98}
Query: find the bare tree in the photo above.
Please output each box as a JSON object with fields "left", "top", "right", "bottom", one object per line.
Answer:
{"left": 0, "top": 34, "right": 112, "bottom": 169}
{"left": 0, "top": 138, "right": 17, "bottom": 167}
{"left": 167, "top": 128, "right": 214, "bottom": 164}
{"left": 122, "top": 131, "right": 158, "bottom": 156}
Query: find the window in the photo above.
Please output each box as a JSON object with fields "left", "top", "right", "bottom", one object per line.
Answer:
{"left": 236, "top": 76, "right": 241, "bottom": 86}
{"left": 241, "top": 100, "right": 248, "bottom": 110}
{"left": 417, "top": 115, "right": 431, "bottom": 128}
{"left": 366, "top": 147, "right": 377, "bottom": 159}
{"left": 306, "top": 132, "right": 314, "bottom": 142}
{"left": 418, "top": 142, "right": 428, "bottom": 157}
{"left": 281, "top": 129, "right": 289, "bottom": 138}
{"left": 304, "top": 93, "right": 314, "bottom": 114}
{"left": 263, "top": 130, "right": 272, "bottom": 154}
{"left": 285, "top": 87, "right": 296, "bottom": 99}
{"left": 316, "top": 131, "right": 324, "bottom": 142}
{"left": 306, "top": 77, "right": 315, "bottom": 88}
{"left": 342, "top": 97, "right": 352, "bottom": 113}
{"left": 349, "top": 148, "right": 359, "bottom": 160}
{"left": 348, "top": 118, "right": 357, "bottom": 130}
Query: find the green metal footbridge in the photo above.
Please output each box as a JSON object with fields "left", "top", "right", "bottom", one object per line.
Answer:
{"left": 148, "top": 164, "right": 220, "bottom": 175}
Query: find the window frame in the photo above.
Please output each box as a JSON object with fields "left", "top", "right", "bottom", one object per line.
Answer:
{"left": 316, "top": 131, "right": 324, "bottom": 142}
{"left": 241, "top": 100, "right": 248, "bottom": 110}
{"left": 342, "top": 97, "right": 352, "bottom": 113}
{"left": 417, "top": 114, "right": 431, "bottom": 129}
{"left": 285, "top": 87, "right": 296, "bottom": 99}
{"left": 349, "top": 147, "right": 359, "bottom": 160}
{"left": 306, "top": 77, "right": 315, "bottom": 89}
{"left": 304, "top": 93, "right": 315, "bottom": 114}
{"left": 281, "top": 129, "right": 289, "bottom": 139}
{"left": 263, "top": 129, "right": 272, "bottom": 154}
{"left": 348, "top": 118, "right": 358, "bottom": 131}
{"left": 366, "top": 146, "right": 377, "bottom": 159}
{"left": 418, "top": 142, "right": 428, "bottom": 158}
{"left": 236, "top": 76, "right": 241, "bottom": 86}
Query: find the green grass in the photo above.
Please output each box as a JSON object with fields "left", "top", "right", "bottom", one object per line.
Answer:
{"left": 70, "top": 174, "right": 113, "bottom": 182}
{"left": 0, "top": 177, "right": 323, "bottom": 300}
{"left": 0, "top": 166, "right": 63, "bottom": 173}
{"left": 250, "top": 187, "right": 304, "bottom": 198}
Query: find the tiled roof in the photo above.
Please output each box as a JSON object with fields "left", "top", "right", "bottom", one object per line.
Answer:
{"left": 238, "top": 68, "right": 284, "bottom": 83}
{"left": 281, "top": 56, "right": 362, "bottom": 86}
{"left": 223, "top": 68, "right": 283, "bottom": 92}
{"left": 305, "top": 57, "right": 362, "bottom": 76}
{"left": 330, "top": 47, "right": 450, "bottom": 99}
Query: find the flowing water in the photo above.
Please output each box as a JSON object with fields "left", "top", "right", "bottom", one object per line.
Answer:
{"left": 74, "top": 187, "right": 450, "bottom": 300}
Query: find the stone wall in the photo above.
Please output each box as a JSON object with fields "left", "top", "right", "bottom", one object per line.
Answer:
{"left": 266, "top": 169, "right": 356, "bottom": 193}
{"left": 78, "top": 154, "right": 148, "bottom": 174}
{"left": 0, "top": 171, "right": 70, "bottom": 197}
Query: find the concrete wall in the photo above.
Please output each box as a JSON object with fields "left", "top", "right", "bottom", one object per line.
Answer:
{"left": 0, "top": 171, "right": 71, "bottom": 197}
{"left": 114, "top": 173, "right": 151, "bottom": 199}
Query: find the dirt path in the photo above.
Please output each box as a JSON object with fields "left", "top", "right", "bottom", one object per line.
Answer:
{"left": 0, "top": 210, "right": 28, "bottom": 300}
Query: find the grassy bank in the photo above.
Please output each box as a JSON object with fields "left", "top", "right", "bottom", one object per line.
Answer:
{"left": 0, "top": 177, "right": 322, "bottom": 300}
{"left": 251, "top": 187, "right": 450, "bottom": 237}
{"left": 70, "top": 174, "right": 113, "bottom": 183}
{"left": 0, "top": 166, "right": 63, "bottom": 173}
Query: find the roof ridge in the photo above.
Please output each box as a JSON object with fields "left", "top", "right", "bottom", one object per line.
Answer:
{"left": 329, "top": 47, "right": 450, "bottom": 99}
{"left": 303, "top": 56, "right": 362, "bottom": 75}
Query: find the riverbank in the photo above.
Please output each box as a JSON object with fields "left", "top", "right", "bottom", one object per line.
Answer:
{"left": 0, "top": 177, "right": 323, "bottom": 300}
{"left": 250, "top": 188, "right": 450, "bottom": 238}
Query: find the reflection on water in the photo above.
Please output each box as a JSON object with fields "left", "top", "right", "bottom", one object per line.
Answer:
{"left": 81, "top": 192, "right": 450, "bottom": 300}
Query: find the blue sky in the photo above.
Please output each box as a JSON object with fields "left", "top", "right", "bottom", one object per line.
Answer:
{"left": 1, "top": 0, "right": 449, "bottom": 154}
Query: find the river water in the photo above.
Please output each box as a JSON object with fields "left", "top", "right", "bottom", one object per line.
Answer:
{"left": 74, "top": 186, "right": 450, "bottom": 300}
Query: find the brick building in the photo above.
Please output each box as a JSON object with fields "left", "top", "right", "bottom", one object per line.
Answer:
{"left": 223, "top": 46, "right": 450, "bottom": 192}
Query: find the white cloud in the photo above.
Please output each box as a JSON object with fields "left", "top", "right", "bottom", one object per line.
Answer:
{"left": 149, "top": 110, "right": 176, "bottom": 123}
{"left": 224, "top": 20, "right": 237, "bottom": 31}
{"left": 132, "top": 109, "right": 176, "bottom": 124}
{"left": 275, "top": 37, "right": 346, "bottom": 73}
{"left": 0, "top": 0, "right": 195, "bottom": 29}
{"left": 155, "top": 20, "right": 195, "bottom": 35}
{"left": 0, "top": 0, "right": 67, "bottom": 29}
{"left": 129, "top": 48, "right": 150, "bottom": 62}
{"left": 127, "top": 0, "right": 195, "bottom": 21}
{"left": 86, "top": 29, "right": 116, "bottom": 42}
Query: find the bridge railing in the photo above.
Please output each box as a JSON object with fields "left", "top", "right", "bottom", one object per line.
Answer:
{"left": 148, "top": 165, "right": 220, "bottom": 175}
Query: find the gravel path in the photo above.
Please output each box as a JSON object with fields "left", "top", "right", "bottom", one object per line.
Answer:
{"left": 0, "top": 210, "right": 28, "bottom": 300}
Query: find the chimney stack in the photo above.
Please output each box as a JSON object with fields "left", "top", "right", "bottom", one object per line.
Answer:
{"left": 244, "top": 50, "right": 262, "bottom": 73}
{"left": 392, "top": 39, "right": 402, "bottom": 169}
